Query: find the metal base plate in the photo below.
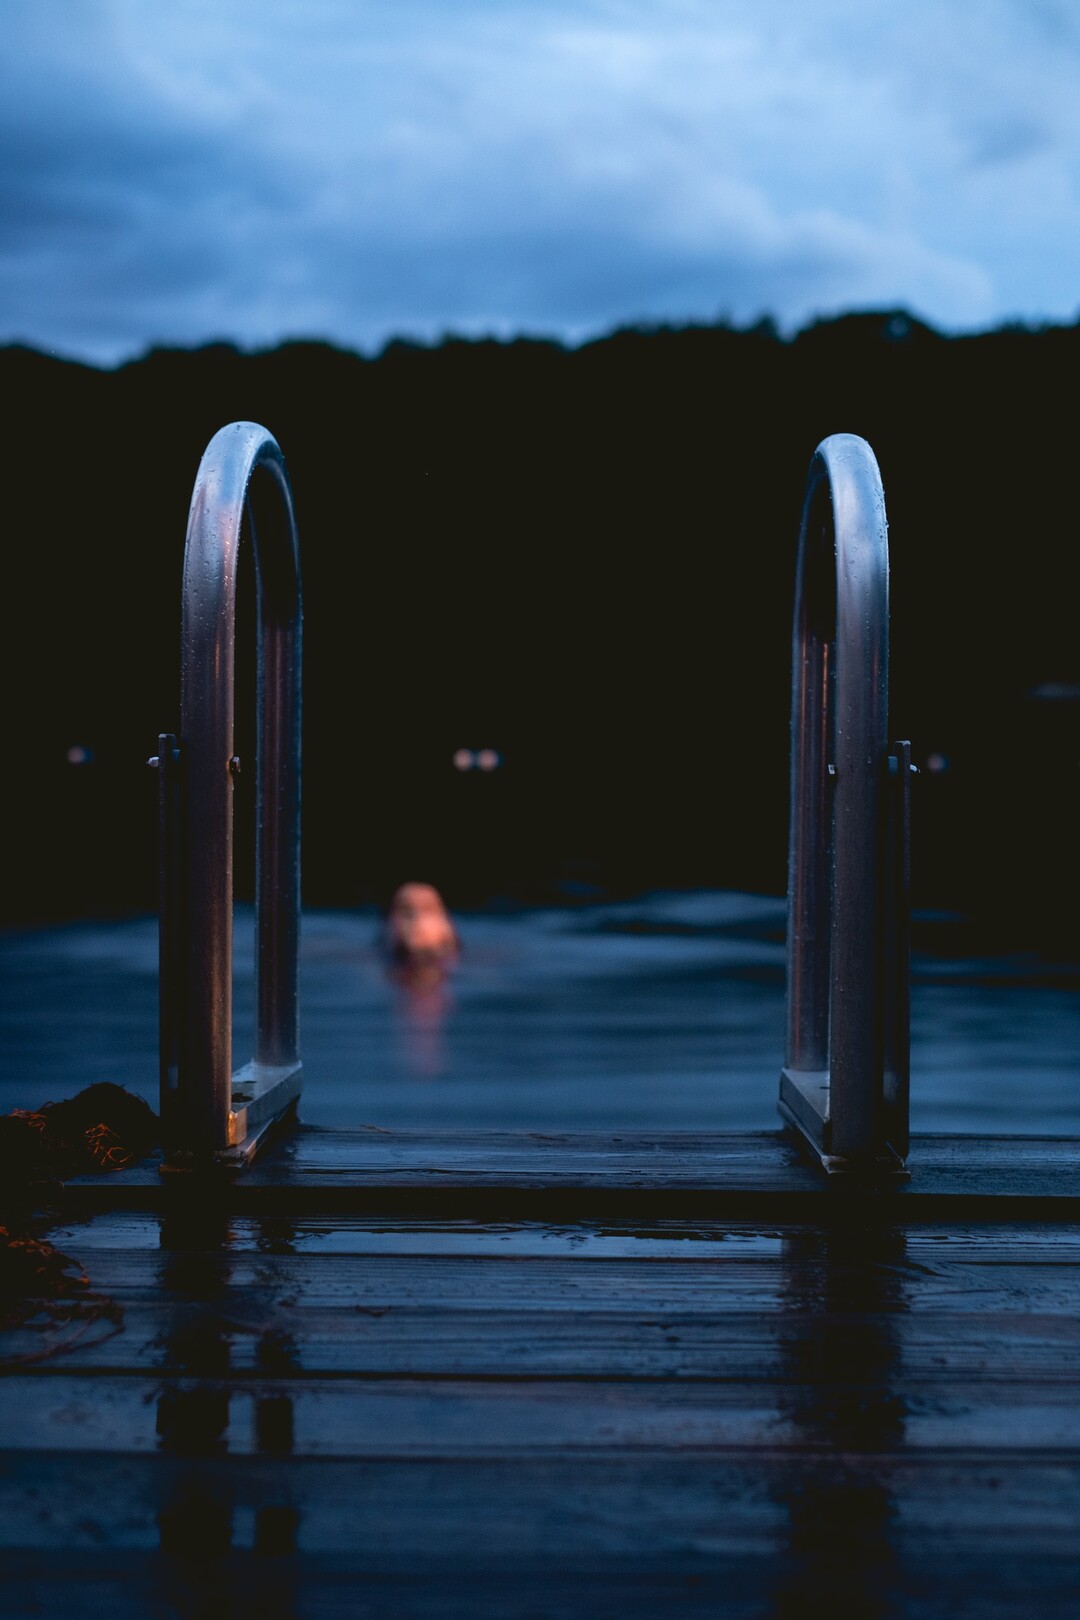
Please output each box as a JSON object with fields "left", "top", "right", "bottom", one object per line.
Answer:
{"left": 161, "top": 1063, "right": 302, "bottom": 1175}
{"left": 227, "top": 1060, "right": 302, "bottom": 1148}
{"left": 779, "top": 1068, "right": 908, "bottom": 1178}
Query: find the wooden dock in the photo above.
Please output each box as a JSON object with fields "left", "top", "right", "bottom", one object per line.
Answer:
{"left": 3, "top": 1127, "right": 1080, "bottom": 1616}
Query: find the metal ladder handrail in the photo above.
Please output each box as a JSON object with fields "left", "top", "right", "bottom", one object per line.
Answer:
{"left": 779, "top": 433, "right": 911, "bottom": 1172}
{"left": 156, "top": 421, "right": 302, "bottom": 1166}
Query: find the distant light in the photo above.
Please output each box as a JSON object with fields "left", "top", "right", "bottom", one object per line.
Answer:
{"left": 925, "top": 752, "right": 949, "bottom": 774}
{"left": 453, "top": 747, "right": 501, "bottom": 771}
{"left": 66, "top": 745, "right": 92, "bottom": 766}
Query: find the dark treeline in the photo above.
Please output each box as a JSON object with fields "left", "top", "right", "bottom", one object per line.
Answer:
{"left": 3, "top": 310, "right": 1079, "bottom": 947}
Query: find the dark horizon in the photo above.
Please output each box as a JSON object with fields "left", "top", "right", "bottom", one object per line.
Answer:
{"left": 11, "top": 301, "right": 1079, "bottom": 376}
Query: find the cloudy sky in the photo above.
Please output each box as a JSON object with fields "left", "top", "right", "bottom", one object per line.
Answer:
{"left": 3, "top": 0, "right": 1079, "bottom": 363}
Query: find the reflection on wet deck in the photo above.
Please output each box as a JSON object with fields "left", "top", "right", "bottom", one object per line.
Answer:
{"left": 3, "top": 1134, "right": 1080, "bottom": 1616}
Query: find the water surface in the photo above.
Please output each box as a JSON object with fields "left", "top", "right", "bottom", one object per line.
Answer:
{"left": 1, "top": 890, "right": 1077, "bottom": 1134}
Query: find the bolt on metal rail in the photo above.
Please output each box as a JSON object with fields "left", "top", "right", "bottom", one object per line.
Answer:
{"left": 778, "top": 433, "right": 913, "bottom": 1173}
{"left": 152, "top": 422, "right": 302, "bottom": 1168}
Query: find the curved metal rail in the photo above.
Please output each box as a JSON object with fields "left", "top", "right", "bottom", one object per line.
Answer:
{"left": 779, "top": 433, "right": 911, "bottom": 1172}
{"left": 155, "top": 422, "right": 302, "bottom": 1166}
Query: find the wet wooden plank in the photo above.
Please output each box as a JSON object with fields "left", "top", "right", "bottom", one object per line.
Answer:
{"left": 2, "top": 1452, "right": 1080, "bottom": 1620}
{"left": 9, "top": 1215, "right": 1080, "bottom": 1381}
{"left": 2, "top": 1564, "right": 1078, "bottom": 1620}
{"left": 42, "top": 1210, "right": 1080, "bottom": 1260}
{"left": 18, "top": 1245, "right": 1080, "bottom": 1317}
{"left": 5, "top": 1372, "right": 1080, "bottom": 1455}
{"left": 5, "top": 1303, "right": 1080, "bottom": 1381}
{"left": 4, "top": 1451, "right": 1080, "bottom": 1551}
{"left": 269, "top": 1129, "right": 1080, "bottom": 1194}
{"left": 6, "top": 1186, "right": 1080, "bottom": 1615}
{"left": 0, "top": 1451, "right": 1075, "bottom": 1620}
{"left": 55, "top": 1129, "right": 1080, "bottom": 1218}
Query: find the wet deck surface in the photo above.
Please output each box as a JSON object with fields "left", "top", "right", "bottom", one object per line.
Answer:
{"left": 3, "top": 1128, "right": 1080, "bottom": 1616}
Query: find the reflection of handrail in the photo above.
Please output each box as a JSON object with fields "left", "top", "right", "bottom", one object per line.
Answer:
{"left": 779, "top": 434, "right": 911, "bottom": 1173}
{"left": 155, "top": 422, "right": 302, "bottom": 1166}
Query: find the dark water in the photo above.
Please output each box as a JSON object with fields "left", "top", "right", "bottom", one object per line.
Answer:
{"left": 1, "top": 890, "right": 1078, "bottom": 1133}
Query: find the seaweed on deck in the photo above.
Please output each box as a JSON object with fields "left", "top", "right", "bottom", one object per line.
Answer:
{"left": 0, "top": 1225, "right": 123, "bottom": 1366}
{"left": 0, "top": 1083, "right": 158, "bottom": 1364}
{"left": 0, "top": 1081, "right": 158, "bottom": 1184}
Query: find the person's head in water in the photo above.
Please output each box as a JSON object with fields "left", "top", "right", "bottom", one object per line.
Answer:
{"left": 384, "top": 882, "right": 458, "bottom": 967}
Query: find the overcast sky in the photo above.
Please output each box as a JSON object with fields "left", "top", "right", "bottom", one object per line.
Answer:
{"left": 3, "top": 0, "right": 1079, "bottom": 364}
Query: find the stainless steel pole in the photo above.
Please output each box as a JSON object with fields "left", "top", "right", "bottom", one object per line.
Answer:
{"left": 164, "top": 422, "right": 302, "bottom": 1163}
{"left": 781, "top": 433, "right": 907, "bottom": 1170}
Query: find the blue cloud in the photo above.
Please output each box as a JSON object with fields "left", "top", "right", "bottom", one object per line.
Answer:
{"left": 1, "top": 0, "right": 1077, "bottom": 362}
